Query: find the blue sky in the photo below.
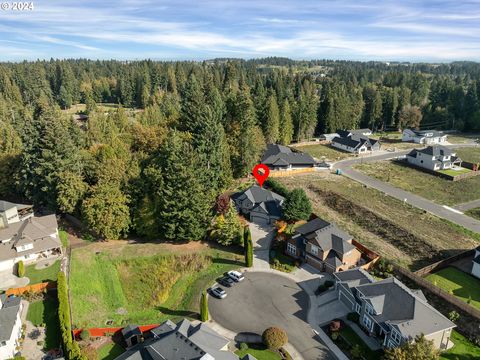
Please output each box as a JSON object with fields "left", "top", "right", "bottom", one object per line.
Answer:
{"left": 0, "top": 0, "right": 479, "bottom": 61}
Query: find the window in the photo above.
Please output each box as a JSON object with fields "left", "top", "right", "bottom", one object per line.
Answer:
{"left": 287, "top": 243, "right": 296, "bottom": 255}
{"left": 365, "top": 304, "right": 374, "bottom": 315}
{"left": 354, "top": 303, "right": 361, "bottom": 313}
{"left": 310, "top": 245, "right": 318, "bottom": 256}
{"left": 362, "top": 315, "right": 372, "bottom": 330}
{"left": 391, "top": 330, "right": 402, "bottom": 344}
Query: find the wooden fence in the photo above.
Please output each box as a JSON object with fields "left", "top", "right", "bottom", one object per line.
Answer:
{"left": 73, "top": 324, "right": 159, "bottom": 338}
{"left": 269, "top": 168, "right": 317, "bottom": 177}
{"left": 6, "top": 281, "right": 57, "bottom": 296}
{"left": 414, "top": 249, "right": 475, "bottom": 277}
{"left": 393, "top": 265, "right": 480, "bottom": 321}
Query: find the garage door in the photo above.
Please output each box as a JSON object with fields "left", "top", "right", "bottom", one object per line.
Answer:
{"left": 251, "top": 216, "right": 270, "bottom": 225}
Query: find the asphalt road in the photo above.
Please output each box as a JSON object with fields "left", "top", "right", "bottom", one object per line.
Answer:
{"left": 209, "top": 272, "right": 334, "bottom": 360}
{"left": 333, "top": 146, "right": 480, "bottom": 234}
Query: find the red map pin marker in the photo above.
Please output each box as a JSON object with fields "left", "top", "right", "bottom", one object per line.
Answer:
{"left": 252, "top": 164, "right": 270, "bottom": 187}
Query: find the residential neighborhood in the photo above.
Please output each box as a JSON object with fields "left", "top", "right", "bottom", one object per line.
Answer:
{"left": 2, "top": 2, "right": 480, "bottom": 360}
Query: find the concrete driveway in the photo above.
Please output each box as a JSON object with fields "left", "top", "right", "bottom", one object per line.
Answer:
{"left": 0, "top": 270, "right": 29, "bottom": 291}
{"left": 209, "top": 271, "right": 334, "bottom": 360}
{"left": 248, "top": 222, "right": 275, "bottom": 269}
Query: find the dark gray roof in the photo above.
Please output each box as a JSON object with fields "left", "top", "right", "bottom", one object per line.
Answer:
{"left": 337, "top": 129, "right": 372, "bottom": 138}
{"left": 473, "top": 255, "right": 480, "bottom": 265}
{"left": 0, "top": 295, "right": 21, "bottom": 342}
{"left": 332, "top": 135, "right": 378, "bottom": 150}
{"left": 334, "top": 267, "right": 375, "bottom": 287}
{"left": 261, "top": 144, "right": 315, "bottom": 167}
{"left": 295, "top": 218, "right": 330, "bottom": 235}
{"left": 417, "top": 145, "right": 454, "bottom": 157}
{"left": 232, "top": 186, "right": 284, "bottom": 218}
{"left": 411, "top": 129, "right": 445, "bottom": 138}
{"left": 116, "top": 319, "right": 242, "bottom": 360}
{"left": 355, "top": 277, "right": 455, "bottom": 339}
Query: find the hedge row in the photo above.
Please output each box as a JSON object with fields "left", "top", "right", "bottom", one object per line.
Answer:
{"left": 57, "top": 272, "right": 87, "bottom": 360}
{"left": 265, "top": 179, "right": 290, "bottom": 197}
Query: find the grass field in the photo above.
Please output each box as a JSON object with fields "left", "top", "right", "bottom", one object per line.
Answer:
{"left": 448, "top": 134, "right": 480, "bottom": 144}
{"left": 26, "top": 298, "right": 61, "bottom": 349}
{"left": 355, "top": 160, "right": 480, "bottom": 206}
{"left": 454, "top": 146, "right": 480, "bottom": 163}
{"left": 438, "top": 168, "right": 472, "bottom": 176}
{"left": 426, "top": 267, "right": 480, "bottom": 310}
{"left": 25, "top": 260, "right": 61, "bottom": 284}
{"left": 59, "top": 230, "right": 69, "bottom": 248}
{"left": 295, "top": 143, "right": 352, "bottom": 161}
{"left": 466, "top": 207, "right": 480, "bottom": 220}
{"left": 235, "top": 344, "right": 281, "bottom": 360}
{"left": 70, "top": 241, "right": 243, "bottom": 328}
{"left": 440, "top": 330, "right": 480, "bottom": 360}
{"left": 97, "top": 342, "right": 125, "bottom": 360}
{"left": 277, "top": 173, "right": 479, "bottom": 270}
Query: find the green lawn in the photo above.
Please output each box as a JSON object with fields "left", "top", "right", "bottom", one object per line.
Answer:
{"left": 355, "top": 161, "right": 480, "bottom": 206}
{"left": 236, "top": 344, "right": 282, "bottom": 360}
{"left": 26, "top": 298, "right": 61, "bottom": 350}
{"left": 426, "top": 267, "right": 480, "bottom": 310}
{"left": 440, "top": 330, "right": 480, "bottom": 360}
{"left": 454, "top": 147, "right": 480, "bottom": 164}
{"left": 339, "top": 325, "right": 382, "bottom": 360}
{"left": 25, "top": 260, "right": 61, "bottom": 284}
{"left": 295, "top": 143, "right": 352, "bottom": 161}
{"left": 59, "top": 230, "right": 69, "bottom": 248}
{"left": 97, "top": 342, "right": 125, "bottom": 360}
{"left": 437, "top": 168, "right": 472, "bottom": 176}
{"left": 466, "top": 207, "right": 480, "bottom": 221}
{"left": 70, "top": 242, "right": 243, "bottom": 328}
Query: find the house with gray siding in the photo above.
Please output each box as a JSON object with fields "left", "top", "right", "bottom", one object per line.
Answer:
{"left": 334, "top": 268, "right": 455, "bottom": 350}
{"left": 231, "top": 186, "right": 284, "bottom": 225}
{"left": 116, "top": 319, "right": 255, "bottom": 360}
{"left": 405, "top": 146, "right": 462, "bottom": 172}
{"left": 331, "top": 130, "right": 380, "bottom": 154}
{"left": 261, "top": 144, "right": 316, "bottom": 170}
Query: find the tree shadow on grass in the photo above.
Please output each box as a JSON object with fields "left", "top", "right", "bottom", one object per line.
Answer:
{"left": 156, "top": 306, "right": 199, "bottom": 320}
{"left": 212, "top": 258, "right": 244, "bottom": 266}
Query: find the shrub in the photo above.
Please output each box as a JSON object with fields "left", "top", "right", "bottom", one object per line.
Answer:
{"left": 80, "top": 329, "right": 90, "bottom": 341}
{"left": 239, "top": 342, "right": 249, "bottom": 351}
{"left": 244, "top": 227, "right": 253, "bottom": 267}
{"left": 329, "top": 320, "right": 342, "bottom": 333}
{"left": 265, "top": 179, "right": 290, "bottom": 197}
{"left": 330, "top": 331, "right": 339, "bottom": 341}
{"left": 200, "top": 290, "right": 208, "bottom": 322}
{"left": 17, "top": 261, "right": 25, "bottom": 278}
{"left": 315, "top": 285, "right": 327, "bottom": 295}
{"left": 347, "top": 312, "right": 360, "bottom": 323}
{"left": 448, "top": 310, "right": 459, "bottom": 322}
{"left": 324, "top": 280, "right": 334, "bottom": 288}
{"left": 215, "top": 194, "right": 231, "bottom": 215}
{"left": 275, "top": 220, "right": 287, "bottom": 233}
{"left": 350, "top": 344, "right": 362, "bottom": 359}
{"left": 262, "top": 327, "right": 288, "bottom": 350}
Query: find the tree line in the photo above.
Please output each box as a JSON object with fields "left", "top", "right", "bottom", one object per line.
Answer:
{"left": 1, "top": 58, "right": 480, "bottom": 240}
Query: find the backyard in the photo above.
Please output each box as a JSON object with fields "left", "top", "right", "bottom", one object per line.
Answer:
{"left": 26, "top": 297, "right": 61, "bottom": 350}
{"left": 70, "top": 240, "right": 243, "bottom": 328}
{"left": 25, "top": 260, "right": 61, "bottom": 284}
{"left": 235, "top": 344, "right": 282, "bottom": 360}
{"left": 355, "top": 160, "right": 480, "bottom": 206}
{"left": 277, "top": 173, "right": 480, "bottom": 270}
{"left": 440, "top": 330, "right": 480, "bottom": 360}
{"left": 426, "top": 267, "right": 480, "bottom": 310}
{"left": 294, "top": 143, "right": 352, "bottom": 161}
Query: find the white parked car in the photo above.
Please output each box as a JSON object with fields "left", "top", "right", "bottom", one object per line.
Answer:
{"left": 209, "top": 286, "right": 227, "bottom": 299}
{"left": 227, "top": 270, "right": 244, "bottom": 282}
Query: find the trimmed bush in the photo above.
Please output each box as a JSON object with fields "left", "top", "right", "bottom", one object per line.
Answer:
{"left": 244, "top": 227, "right": 253, "bottom": 267}
{"left": 80, "top": 329, "right": 90, "bottom": 341}
{"left": 262, "top": 326, "right": 288, "bottom": 350}
{"left": 265, "top": 179, "right": 290, "bottom": 197}
{"left": 239, "top": 342, "right": 249, "bottom": 351}
{"left": 17, "top": 261, "right": 25, "bottom": 278}
{"left": 347, "top": 312, "right": 360, "bottom": 323}
{"left": 200, "top": 290, "right": 208, "bottom": 322}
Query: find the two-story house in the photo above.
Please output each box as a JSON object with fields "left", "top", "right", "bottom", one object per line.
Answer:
{"left": 405, "top": 146, "right": 462, "bottom": 171}
{"left": 334, "top": 268, "right": 456, "bottom": 350}
{"left": 0, "top": 294, "right": 22, "bottom": 360}
{"left": 261, "top": 144, "right": 316, "bottom": 171}
{"left": 286, "top": 217, "right": 362, "bottom": 273}
{"left": 402, "top": 129, "right": 448, "bottom": 144}
{"left": 231, "top": 186, "right": 284, "bottom": 225}
{"left": 0, "top": 214, "right": 62, "bottom": 272}
{"left": 471, "top": 246, "right": 480, "bottom": 279}
{"left": 0, "top": 201, "right": 33, "bottom": 228}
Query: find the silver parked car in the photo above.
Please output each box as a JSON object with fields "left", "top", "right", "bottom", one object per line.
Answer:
{"left": 209, "top": 286, "right": 227, "bottom": 299}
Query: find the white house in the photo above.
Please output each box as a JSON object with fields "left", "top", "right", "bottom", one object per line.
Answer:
{"left": 402, "top": 129, "right": 448, "bottom": 144}
{"left": 0, "top": 295, "right": 22, "bottom": 360}
{"left": 331, "top": 135, "right": 380, "bottom": 154}
{"left": 0, "top": 201, "right": 33, "bottom": 228}
{"left": 472, "top": 247, "right": 480, "bottom": 279}
{"left": 405, "top": 146, "right": 461, "bottom": 172}
{"left": 0, "top": 213, "right": 62, "bottom": 272}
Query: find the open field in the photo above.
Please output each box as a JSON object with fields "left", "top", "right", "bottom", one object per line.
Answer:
{"left": 26, "top": 297, "right": 61, "bottom": 349}
{"left": 448, "top": 133, "right": 480, "bottom": 144}
{"left": 454, "top": 146, "right": 480, "bottom": 163}
{"left": 295, "top": 143, "right": 352, "bottom": 161}
{"left": 70, "top": 241, "right": 243, "bottom": 328}
{"left": 276, "top": 173, "right": 479, "bottom": 270}
{"left": 466, "top": 207, "right": 480, "bottom": 220}
{"left": 25, "top": 260, "right": 61, "bottom": 284}
{"left": 355, "top": 161, "right": 480, "bottom": 206}
{"left": 426, "top": 267, "right": 480, "bottom": 310}
{"left": 440, "top": 330, "right": 480, "bottom": 360}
